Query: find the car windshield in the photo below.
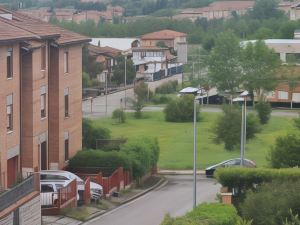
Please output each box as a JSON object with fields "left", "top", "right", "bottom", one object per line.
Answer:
{"left": 41, "top": 174, "right": 68, "bottom": 180}
{"left": 41, "top": 184, "right": 54, "bottom": 193}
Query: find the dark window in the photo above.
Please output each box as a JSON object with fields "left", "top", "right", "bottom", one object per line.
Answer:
{"left": 41, "top": 184, "right": 54, "bottom": 193}
{"left": 41, "top": 93, "right": 46, "bottom": 118}
{"left": 64, "top": 137, "right": 69, "bottom": 161}
{"left": 6, "top": 94, "right": 13, "bottom": 132}
{"left": 41, "top": 46, "right": 46, "bottom": 70}
{"left": 64, "top": 51, "right": 69, "bottom": 73}
{"left": 40, "top": 141, "right": 47, "bottom": 170}
{"left": 7, "top": 48, "right": 13, "bottom": 78}
{"left": 64, "top": 89, "right": 69, "bottom": 117}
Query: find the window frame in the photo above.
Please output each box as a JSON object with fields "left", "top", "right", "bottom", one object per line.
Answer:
{"left": 64, "top": 88, "right": 69, "bottom": 118}
{"left": 6, "top": 94, "right": 13, "bottom": 132}
{"left": 7, "top": 47, "right": 13, "bottom": 79}
{"left": 64, "top": 51, "right": 69, "bottom": 74}
{"left": 41, "top": 45, "right": 46, "bottom": 71}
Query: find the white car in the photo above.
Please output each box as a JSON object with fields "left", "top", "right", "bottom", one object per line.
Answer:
{"left": 40, "top": 180, "right": 79, "bottom": 207}
{"left": 40, "top": 170, "right": 103, "bottom": 200}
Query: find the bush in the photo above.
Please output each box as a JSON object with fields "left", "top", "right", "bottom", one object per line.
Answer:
{"left": 160, "top": 203, "right": 239, "bottom": 225}
{"left": 213, "top": 105, "right": 261, "bottom": 151}
{"left": 155, "top": 80, "right": 178, "bottom": 94}
{"left": 68, "top": 150, "right": 132, "bottom": 174}
{"left": 112, "top": 109, "right": 126, "bottom": 123}
{"left": 151, "top": 94, "right": 172, "bottom": 104}
{"left": 241, "top": 180, "right": 300, "bottom": 225}
{"left": 82, "top": 119, "right": 111, "bottom": 149}
{"left": 215, "top": 167, "right": 300, "bottom": 206}
{"left": 269, "top": 134, "right": 300, "bottom": 168}
{"left": 121, "top": 137, "right": 160, "bottom": 180}
{"left": 255, "top": 100, "right": 272, "bottom": 124}
{"left": 164, "top": 95, "right": 200, "bottom": 122}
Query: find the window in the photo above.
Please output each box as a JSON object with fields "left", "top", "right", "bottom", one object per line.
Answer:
{"left": 6, "top": 94, "right": 13, "bottom": 132}
{"left": 41, "top": 184, "right": 54, "bottom": 193}
{"left": 278, "top": 91, "right": 288, "bottom": 100}
{"left": 40, "top": 86, "right": 47, "bottom": 118}
{"left": 64, "top": 132, "right": 69, "bottom": 161}
{"left": 64, "top": 88, "right": 69, "bottom": 117}
{"left": 41, "top": 46, "right": 46, "bottom": 70}
{"left": 7, "top": 48, "right": 13, "bottom": 78}
{"left": 64, "top": 51, "right": 69, "bottom": 73}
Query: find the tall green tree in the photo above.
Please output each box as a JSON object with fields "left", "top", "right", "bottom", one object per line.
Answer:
{"left": 206, "top": 31, "right": 243, "bottom": 103}
{"left": 241, "top": 41, "right": 280, "bottom": 101}
{"left": 248, "top": 0, "right": 284, "bottom": 20}
{"left": 111, "top": 56, "right": 136, "bottom": 85}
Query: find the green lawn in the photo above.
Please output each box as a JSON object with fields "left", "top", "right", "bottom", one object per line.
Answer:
{"left": 93, "top": 111, "right": 296, "bottom": 169}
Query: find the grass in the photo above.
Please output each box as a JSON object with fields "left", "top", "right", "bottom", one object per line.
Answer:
{"left": 62, "top": 207, "right": 90, "bottom": 221}
{"left": 93, "top": 111, "right": 296, "bottom": 169}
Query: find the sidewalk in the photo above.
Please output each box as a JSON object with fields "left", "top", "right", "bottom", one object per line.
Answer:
{"left": 42, "top": 175, "right": 166, "bottom": 225}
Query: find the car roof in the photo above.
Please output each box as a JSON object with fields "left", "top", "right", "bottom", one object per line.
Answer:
{"left": 206, "top": 158, "right": 255, "bottom": 170}
{"left": 40, "top": 180, "right": 71, "bottom": 185}
{"left": 40, "top": 170, "right": 83, "bottom": 180}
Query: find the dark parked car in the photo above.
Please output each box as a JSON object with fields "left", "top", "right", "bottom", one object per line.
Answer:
{"left": 205, "top": 158, "right": 256, "bottom": 178}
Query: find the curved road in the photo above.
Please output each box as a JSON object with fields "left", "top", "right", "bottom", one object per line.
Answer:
{"left": 84, "top": 175, "right": 220, "bottom": 225}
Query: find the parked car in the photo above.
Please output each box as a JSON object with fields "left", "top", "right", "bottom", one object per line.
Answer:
{"left": 40, "top": 180, "right": 79, "bottom": 207}
{"left": 40, "top": 170, "right": 103, "bottom": 200}
{"left": 205, "top": 158, "right": 256, "bottom": 178}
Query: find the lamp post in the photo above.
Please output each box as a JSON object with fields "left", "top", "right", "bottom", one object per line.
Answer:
{"left": 233, "top": 91, "right": 249, "bottom": 166}
{"left": 179, "top": 87, "right": 199, "bottom": 209}
{"left": 105, "top": 71, "right": 108, "bottom": 116}
{"left": 124, "top": 55, "right": 127, "bottom": 109}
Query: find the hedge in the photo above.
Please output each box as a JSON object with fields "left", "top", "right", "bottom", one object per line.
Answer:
{"left": 215, "top": 168, "right": 300, "bottom": 191}
{"left": 160, "top": 203, "right": 239, "bottom": 225}
{"left": 68, "top": 150, "right": 131, "bottom": 176}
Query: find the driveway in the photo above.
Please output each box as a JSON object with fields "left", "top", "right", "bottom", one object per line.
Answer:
{"left": 84, "top": 175, "right": 220, "bottom": 225}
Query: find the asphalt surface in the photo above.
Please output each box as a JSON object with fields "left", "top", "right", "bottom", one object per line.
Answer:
{"left": 84, "top": 175, "right": 220, "bottom": 225}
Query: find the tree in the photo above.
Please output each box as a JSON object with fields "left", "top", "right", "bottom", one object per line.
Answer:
{"left": 130, "top": 81, "right": 149, "bottom": 118}
{"left": 111, "top": 56, "right": 136, "bottom": 85}
{"left": 206, "top": 31, "right": 243, "bottom": 103}
{"left": 213, "top": 105, "right": 261, "bottom": 151}
{"left": 255, "top": 100, "right": 272, "bottom": 124}
{"left": 82, "top": 45, "right": 102, "bottom": 79}
{"left": 269, "top": 134, "right": 300, "bottom": 168}
{"left": 248, "top": 0, "right": 284, "bottom": 20}
{"left": 241, "top": 41, "right": 280, "bottom": 102}
{"left": 112, "top": 109, "right": 126, "bottom": 123}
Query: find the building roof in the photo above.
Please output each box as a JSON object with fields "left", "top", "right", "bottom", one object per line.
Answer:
{"left": 88, "top": 44, "right": 122, "bottom": 57}
{"left": 0, "top": 7, "right": 90, "bottom": 46}
{"left": 140, "top": 29, "right": 187, "bottom": 40}
{"left": 181, "top": 1, "right": 254, "bottom": 14}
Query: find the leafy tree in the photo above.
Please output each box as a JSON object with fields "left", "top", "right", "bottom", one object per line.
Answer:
{"left": 82, "top": 119, "right": 111, "bottom": 149}
{"left": 83, "top": 45, "right": 102, "bottom": 79}
{"left": 82, "top": 72, "right": 91, "bottom": 88}
{"left": 255, "top": 100, "right": 272, "bottom": 124}
{"left": 213, "top": 105, "right": 261, "bottom": 151}
{"left": 206, "top": 31, "right": 243, "bottom": 103}
{"left": 269, "top": 134, "right": 300, "bottom": 168}
{"left": 129, "top": 81, "right": 149, "bottom": 118}
{"left": 164, "top": 95, "right": 200, "bottom": 122}
{"left": 241, "top": 41, "right": 280, "bottom": 101}
{"left": 112, "top": 56, "right": 136, "bottom": 85}
{"left": 248, "top": 0, "right": 284, "bottom": 20}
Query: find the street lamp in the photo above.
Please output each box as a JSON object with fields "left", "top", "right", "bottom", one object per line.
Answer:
{"left": 124, "top": 55, "right": 127, "bottom": 109}
{"left": 233, "top": 91, "right": 249, "bottom": 166}
{"left": 179, "top": 87, "right": 199, "bottom": 209}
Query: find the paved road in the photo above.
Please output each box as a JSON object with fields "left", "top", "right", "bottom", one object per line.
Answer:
{"left": 84, "top": 175, "right": 220, "bottom": 225}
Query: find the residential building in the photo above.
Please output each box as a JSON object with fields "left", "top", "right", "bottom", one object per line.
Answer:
{"left": 290, "top": 2, "right": 300, "bottom": 20}
{"left": 140, "top": 29, "right": 187, "bottom": 63}
{"left": 0, "top": 7, "right": 90, "bottom": 191}
{"left": 175, "top": 1, "right": 254, "bottom": 21}
{"left": 132, "top": 46, "right": 183, "bottom": 81}
{"left": 88, "top": 44, "right": 122, "bottom": 82}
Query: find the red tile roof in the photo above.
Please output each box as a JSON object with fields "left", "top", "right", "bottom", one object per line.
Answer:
{"left": 0, "top": 20, "right": 36, "bottom": 43}
{"left": 0, "top": 7, "right": 90, "bottom": 45}
{"left": 140, "top": 29, "right": 187, "bottom": 40}
{"left": 88, "top": 44, "right": 121, "bottom": 57}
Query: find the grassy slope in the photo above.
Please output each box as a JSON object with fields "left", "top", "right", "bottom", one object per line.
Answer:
{"left": 94, "top": 111, "right": 296, "bottom": 169}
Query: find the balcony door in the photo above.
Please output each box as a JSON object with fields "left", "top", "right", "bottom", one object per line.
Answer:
{"left": 7, "top": 156, "right": 18, "bottom": 187}
{"left": 39, "top": 141, "right": 48, "bottom": 170}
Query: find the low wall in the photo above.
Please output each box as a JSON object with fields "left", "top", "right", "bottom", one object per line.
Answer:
{"left": 146, "top": 74, "right": 182, "bottom": 92}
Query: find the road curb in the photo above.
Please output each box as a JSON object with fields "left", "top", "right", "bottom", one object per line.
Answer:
{"left": 81, "top": 176, "right": 167, "bottom": 224}
{"left": 158, "top": 170, "right": 205, "bottom": 175}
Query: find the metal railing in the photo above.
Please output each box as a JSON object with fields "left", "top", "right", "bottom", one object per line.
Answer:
{"left": 0, "top": 174, "right": 38, "bottom": 212}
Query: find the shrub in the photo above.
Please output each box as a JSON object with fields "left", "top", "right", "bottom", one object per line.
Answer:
{"left": 82, "top": 119, "right": 111, "bottom": 149}
{"left": 269, "top": 134, "right": 300, "bottom": 168}
{"left": 68, "top": 150, "right": 132, "bottom": 174}
{"left": 255, "top": 100, "right": 272, "bottom": 124}
{"left": 213, "top": 105, "right": 261, "bottom": 151}
{"left": 121, "top": 137, "right": 160, "bottom": 180}
{"left": 164, "top": 95, "right": 200, "bottom": 122}
{"left": 160, "top": 203, "right": 239, "bottom": 225}
{"left": 241, "top": 180, "right": 300, "bottom": 225}
{"left": 151, "top": 94, "right": 172, "bottom": 104}
{"left": 155, "top": 80, "right": 178, "bottom": 94}
{"left": 112, "top": 109, "right": 126, "bottom": 123}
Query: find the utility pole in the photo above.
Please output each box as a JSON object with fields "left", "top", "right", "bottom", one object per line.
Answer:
{"left": 105, "top": 71, "right": 107, "bottom": 116}
{"left": 124, "top": 55, "right": 127, "bottom": 109}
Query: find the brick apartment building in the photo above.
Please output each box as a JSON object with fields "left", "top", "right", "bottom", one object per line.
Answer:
{"left": 0, "top": 7, "right": 90, "bottom": 189}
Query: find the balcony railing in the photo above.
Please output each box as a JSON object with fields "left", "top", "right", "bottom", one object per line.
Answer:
{"left": 0, "top": 174, "right": 39, "bottom": 212}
